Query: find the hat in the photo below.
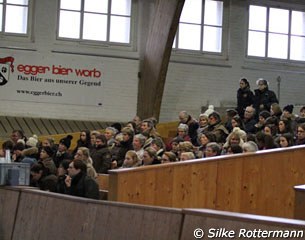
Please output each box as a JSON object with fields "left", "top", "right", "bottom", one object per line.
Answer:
{"left": 283, "top": 104, "right": 294, "bottom": 114}
{"left": 42, "top": 146, "right": 54, "bottom": 157}
{"left": 259, "top": 110, "right": 271, "bottom": 120}
{"left": 26, "top": 135, "right": 38, "bottom": 148}
{"left": 203, "top": 105, "right": 214, "bottom": 117}
{"left": 59, "top": 135, "right": 73, "bottom": 149}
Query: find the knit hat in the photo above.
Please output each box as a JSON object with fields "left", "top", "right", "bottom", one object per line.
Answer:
{"left": 203, "top": 105, "right": 214, "bottom": 117}
{"left": 259, "top": 110, "right": 271, "bottom": 120}
{"left": 42, "top": 146, "right": 54, "bottom": 157}
{"left": 283, "top": 104, "right": 294, "bottom": 114}
{"left": 59, "top": 135, "right": 73, "bottom": 149}
{"left": 26, "top": 135, "right": 38, "bottom": 148}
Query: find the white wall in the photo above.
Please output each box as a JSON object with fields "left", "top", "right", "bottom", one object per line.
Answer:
{"left": 0, "top": 0, "right": 304, "bottom": 123}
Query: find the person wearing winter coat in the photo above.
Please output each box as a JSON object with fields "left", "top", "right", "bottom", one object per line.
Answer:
{"left": 253, "top": 78, "right": 278, "bottom": 116}
{"left": 236, "top": 78, "right": 254, "bottom": 119}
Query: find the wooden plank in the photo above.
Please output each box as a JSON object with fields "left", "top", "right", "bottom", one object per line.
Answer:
{"left": 180, "top": 209, "right": 305, "bottom": 240}
{"left": 82, "top": 121, "right": 95, "bottom": 131}
{"left": 138, "top": 0, "right": 185, "bottom": 119}
{"left": 0, "top": 116, "right": 13, "bottom": 135}
{"left": 6, "top": 117, "right": 22, "bottom": 131}
{"left": 0, "top": 188, "right": 21, "bottom": 240}
{"left": 40, "top": 119, "right": 57, "bottom": 135}
{"left": 33, "top": 118, "right": 51, "bottom": 135}
{"left": 74, "top": 121, "right": 87, "bottom": 131}
{"left": 294, "top": 185, "right": 305, "bottom": 220}
{"left": 96, "top": 174, "right": 109, "bottom": 190}
{"left": 49, "top": 119, "right": 64, "bottom": 134}
{"left": 13, "top": 189, "right": 182, "bottom": 240}
{"left": 66, "top": 120, "right": 79, "bottom": 132}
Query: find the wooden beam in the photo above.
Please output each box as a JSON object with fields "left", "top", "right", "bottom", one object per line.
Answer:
{"left": 137, "top": 0, "right": 185, "bottom": 120}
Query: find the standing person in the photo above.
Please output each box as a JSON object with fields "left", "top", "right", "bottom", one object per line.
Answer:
{"left": 236, "top": 78, "right": 254, "bottom": 119}
{"left": 253, "top": 78, "right": 278, "bottom": 116}
{"left": 64, "top": 159, "right": 99, "bottom": 200}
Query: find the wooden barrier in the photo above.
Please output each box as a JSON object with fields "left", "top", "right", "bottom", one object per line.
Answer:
{"left": 108, "top": 146, "right": 305, "bottom": 219}
{"left": 11, "top": 188, "right": 182, "bottom": 240}
{"left": 294, "top": 184, "right": 305, "bottom": 220}
{"left": 180, "top": 209, "right": 305, "bottom": 239}
{"left": 2, "top": 187, "right": 305, "bottom": 240}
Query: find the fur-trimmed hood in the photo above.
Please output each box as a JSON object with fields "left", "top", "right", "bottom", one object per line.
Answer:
{"left": 22, "top": 147, "right": 38, "bottom": 157}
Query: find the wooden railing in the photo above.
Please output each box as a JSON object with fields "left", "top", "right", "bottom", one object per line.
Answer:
{"left": 108, "top": 145, "right": 305, "bottom": 219}
{"left": 1, "top": 187, "right": 305, "bottom": 240}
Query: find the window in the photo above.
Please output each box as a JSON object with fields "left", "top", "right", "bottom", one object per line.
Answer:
{"left": 247, "top": 4, "right": 305, "bottom": 61}
{"left": 0, "top": 0, "right": 29, "bottom": 35}
{"left": 173, "top": 0, "right": 224, "bottom": 53}
{"left": 58, "top": 0, "right": 132, "bottom": 44}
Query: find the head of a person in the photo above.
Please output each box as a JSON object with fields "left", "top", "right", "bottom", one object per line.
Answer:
{"left": 95, "top": 134, "right": 107, "bottom": 147}
{"left": 90, "top": 130, "right": 100, "bottom": 146}
{"left": 132, "top": 134, "right": 146, "bottom": 150}
{"left": 57, "top": 159, "right": 71, "bottom": 176}
{"left": 30, "top": 163, "right": 45, "bottom": 182}
{"left": 242, "top": 141, "right": 258, "bottom": 153}
{"left": 143, "top": 147, "right": 157, "bottom": 166}
{"left": 270, "top": 103, "right": 282, "bottom": 117}
{"left": 226, "top": 109, "right": 238, "bottom": 120}
{"left": 208, "top": 112, "right": 221, "bottom": 126}
{"left": 104, "top": 127, "right": 117, "bottom": 141}
{"left": 198, "top": 114, "right": 209, "bottom": 128}
{"left": 151, "top": 137, "right": 164, "bottom": 151}
{"left": 300, "top": 106, "right": 305, "bottom": 118}
{"left": 226, "top": 144, "right": 243, "bottom": 154}
{"left": 121, "top": 127, "right": 134, "bottom": 142}
{"left": 79, "top": 130, "right": 91, "bottom": 144}
{"left": 244, "top": 106, "right": 255, "bottom": 120}
{"left": 199, "top": 132, "right": 216, "bottom": 147}
{"left": 279, "top": 133, "right": 294, "bottom": 148}
{"left": 256, "top": 78, "right": 268, "bottom": 91}
{"left": 259, "top": 111, "right": 271, "bottom": 125}
{"left": 58, "top": 135, "right": 73, "bottom": 152}
{"left": 170, "top": 137, "right": 184, "bottom": 152}
{"left": 205, "top": 142, "right": 221, "bottom": 157}
{"left": 123, "top": 150, "right": 141, "bottom": 168}
{"left": 178, "top": 111, "right": 189, "bottom": 124}
{"left": 282, "top": 104, "right": 294, "bottom": 118}
{"left": 75, "top": 147, "right": 90, "bottom": 162}
{"left": 132, "top": 116, "right": 142, "bottom": 127}
{"left": 42, "top": 138, "right": 55, "bottom": 148}
{"left": 278, "top": 119, "right": 292, "bottom": 134}
{"left": 161, "top": 151, "right": 177, "bottom": 164}
{"left": 40, "top": 146, "right": 54, "bottom": 160}
{"left": 231, "top": 115, "right": 243, "bottom": 129}
{"left": 239, "top": 78, "right": 250, "bottom": 90}
{"left": 140, "top": 120, "right": 154, "bottom": 134}
{"left": 177, "top": 123, "right": 189, "bottom": 138}
{"left": 13, "top": 142, "right": 25, "bottom": 156}
{"left": 68, "top": 159, "right": 87, "bottom": 177}
{"left": 11, "top": 130, "right": 24, "bottom": 144}
{"left": 297, "top": 123, "right": 305, "bottom": 141}
{"left": 126, "top": 121, "right": 137, "bottom": 132}
{"left": 180, "top": 152, "right": 195, "bottom": 161}
{"left": 263, "top": 124, "right": 277, "bottom": 137}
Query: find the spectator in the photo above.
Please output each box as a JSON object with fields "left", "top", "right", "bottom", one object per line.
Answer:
{"left": 205, "top": 111, "right": 229, "bottom": 144}
{"left": 204, "top": 142, "right": 222, "bottom": 157}
{"left": 75, "top": 147, "right": 97, "bottom": 179}
{"left": 242, "top": 141, "right": 258, "bottom": 153}
{"left": 65, "top": 159, "right": 99, "bottom": 200}
{"left": 142, "top": 147, "right": 161, "bottom": 166}
{"left": 91, "top": 134, "right": 112, "bottom": 173}
{"left": 243, "top": 106, "right": 257, "bottom": 134}
{"left": 30, "top": 163, "right": 57, "bottom": 192}
{"left": 278, "top": 133, "right": 295, "bottom": 148}
{"left": 132, "top": 133, "right": 146, "bottom": 163}
{"left": 72, "top": 130, "right": 92, "bottom": 156}
{"left": 56, "top": 159, "right": 71, "bottom": 194}
{"left": 178, "top": 111, "right": 199, "bottom": 146}
{"left": 38, "top": 146, "right": 57, "bottom": 175}
{"left": 161, "top": 151, "right": 177, "bottom": 163}
{"left": 296, "top": 123, "right": 305, "bottom": 145}
{"left": 121, "top": 150, "right": 141, "bottom": 168}
{"left": 180, "top": 152, "right": 196, "bottom": 161}
{"left": 253, "top": 78, "right": 278, "bottom": 115}
{"left": 197, "top": 132, "right": 216, "bottom": 158}
{"left": 53, "top": 135, "right": 73, "bottom": 168}
{"left": 236, "top": 77, "right": 254, "bottom": 118}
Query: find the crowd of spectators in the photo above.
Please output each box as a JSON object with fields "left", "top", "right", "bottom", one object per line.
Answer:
{"left": 1, "top": 77, "right": 305, "bottom": 199}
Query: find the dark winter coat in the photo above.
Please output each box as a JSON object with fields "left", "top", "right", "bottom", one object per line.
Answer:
{"left": 253, "top": 88, "right": 278, "bottom": 114}
{"left": 237, "top": 87, "right": 254, "bottom": 118}
{"left": 66, "top": 171, "right": 99, "bottom": 200}
{"left": 91, "top": 145, "right": 112, "bottom": 173}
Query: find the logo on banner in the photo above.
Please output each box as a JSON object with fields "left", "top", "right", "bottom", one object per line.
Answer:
{"left": 0, "top": 56, "right": 14, "bottom": 86}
